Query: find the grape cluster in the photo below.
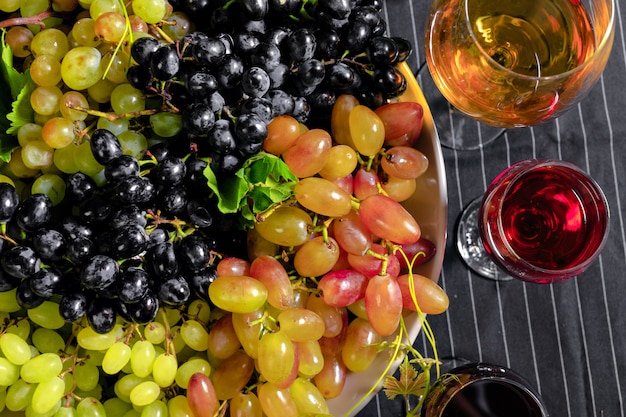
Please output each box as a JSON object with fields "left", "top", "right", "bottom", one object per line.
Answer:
{"left": 0, "top": 128, "right": 247, "bottom": 335}
{"left": 122, "top": 0, "right": 413, "bottom": 175}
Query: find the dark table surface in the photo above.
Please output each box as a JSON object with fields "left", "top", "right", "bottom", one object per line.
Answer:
{"left": 358, "top": 0, "right": 626, "bottom": 416}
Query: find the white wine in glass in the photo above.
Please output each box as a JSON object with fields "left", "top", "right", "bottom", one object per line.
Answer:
{"left": 424, "top": 0, "right": 614, "bottom": 148}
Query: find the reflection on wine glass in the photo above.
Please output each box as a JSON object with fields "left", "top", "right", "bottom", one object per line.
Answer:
{"left": 421, "top": 362, "right": 549, "bottom": 417}
{"left": 457, "top": 159, "right": 610, "bottom": 282}
{"left": 423, "top": 0, "right": 615, "bottom": 150}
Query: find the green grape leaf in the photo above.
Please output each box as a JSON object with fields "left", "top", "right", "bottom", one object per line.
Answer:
{"left": 383, "top": 356, "right": 429, "bottom": 400}
{"left": 5, "top": 78, "right": 35, "bottom": 135}
{"left": 203, "top": 151, "right": 298, "bottom": 229}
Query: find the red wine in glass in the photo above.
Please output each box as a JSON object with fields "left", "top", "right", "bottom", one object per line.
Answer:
{"left": 421, "top": 363, "right": 549, "bottom": 417}
{"left": 458, "top": 159, "right": 609, "bottom": 282}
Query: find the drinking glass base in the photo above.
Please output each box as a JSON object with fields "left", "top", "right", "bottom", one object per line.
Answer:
{"left": 456, "top": 197, "right": 514, "bottom": 281}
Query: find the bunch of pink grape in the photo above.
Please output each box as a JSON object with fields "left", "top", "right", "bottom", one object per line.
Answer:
{"left": 203, "top": 94, "right": 449, "bottom": 416}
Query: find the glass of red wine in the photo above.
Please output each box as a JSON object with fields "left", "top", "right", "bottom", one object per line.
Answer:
{"left": 421, "top": 362, "right": 549, "bottom": 417}
{"left": 457, "top": 159, "right": 610, "bottom": 282}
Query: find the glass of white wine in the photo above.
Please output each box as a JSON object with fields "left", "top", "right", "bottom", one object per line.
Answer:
{"left": 423, "top": 0, "right": 615, "bottom": 150}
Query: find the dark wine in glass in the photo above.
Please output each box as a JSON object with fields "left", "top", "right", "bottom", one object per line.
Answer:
{"left": 421, "top": 363, "right": 549, "bottom": 417}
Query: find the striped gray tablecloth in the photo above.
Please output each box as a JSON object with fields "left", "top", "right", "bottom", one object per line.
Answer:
{"left": 358, "top": 1, "right": 626, "bottom": 416}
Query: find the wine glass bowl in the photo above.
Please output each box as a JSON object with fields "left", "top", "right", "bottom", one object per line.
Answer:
{"left": 424, "top": 0, "right": 615, "bottom": 129}
{"left": 459, "top": 159, "right": 609, "bottom": 283}
{"left": 479, "top": 160, "right": 610, "bottom": 283}
{"left": 421, "top": 362, "right": 549, "bottom": 417}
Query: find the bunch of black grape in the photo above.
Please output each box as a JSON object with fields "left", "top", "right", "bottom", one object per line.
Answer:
{"left": 0, "top": 129, "right": 247, "bottom": 333}
{"left": 127, "top": 0, "right": 412, "bottom": 175}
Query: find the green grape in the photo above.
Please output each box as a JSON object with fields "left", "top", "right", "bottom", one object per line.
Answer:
{"left": 30, "top": 85, "right": 63, "bottom": 116}
{"left": 76, "top": 397, "right": 106, "bottom": 417}
{"left": 118, "top": 130, "right": 148, "bottom": 158}
{"left": 156, "top": 308, "right": 182, "bottom": 327}
{"left": 152, "top": 353, "right": 177, "bottom": 388}
{"left": 30, "top": 55, "right": 63, "bottom": 87}
{"left": 61, "top": 47, "right": 103, "bottom": 91}
{"left": 102, "top": 341, "right": 132, "bottom": 375}
{"left": 71, "top": 18, "right": 102, "bottom": 48}
{"left": 0, "top": 288, "right": 22, "bottom": 313}
{"left": 73, "top": 363, "right": 100, "bottom": 392}
{"left": 77, "top": 326, "right": 117, "bottom": 351}
{"left": 149, "top": 112, "right": 183, "bottom": 138}
{"left": 0, "top": 332, "right": 32, "bottom": 365}
{"left": 103, "top": 397, "right": 133, "bottom": 416}
{"left": 232, "top": 309, "right": 264, "bottom": 359}
{"left": 17, "top": 123, "right": 43, "bottom": 147}
{"left": 111, "top": 83, "right": 146, "bottom": 114}
{"left": 0, "top": 358, "right": 20, "bottom": 386}
{"left": 255, "top": 206, "right": 313, "bottom": 247}
{"left": 174, "top": 358, "right": 211, "bottom": 390}
{"left": 186, "top": 299, "right": 211, "bottom": 325}
{"left": 180, "top": 320, "right": 209, "bottom": 352}
{"left": 169, "top": 327, "right": 186, "bottom": 354}
{"left": 94, "top": 11, "right": 127, "bottom": 43}
{"left": 32, "top": 173, "right": 66, "bottom": 205}
{"left": 129, "top": 381, "right": 161, "bottom": 407}
{"left": 54, "top": 406, "right": 78, "bottom": 417}
{"left": 341, "top": 317, "right": 382, "bottom": 372}
{"left": 288, "top": 377, "right": 330, "bottom": 415}
{"left": 32, "top": 328, "right": 66, "bottom": 354}
{"left": 295, "top": 340, "right": 324, "bottom": 378}
{"left": 74, "top": 385, "right": 104, "bottom": 403}
{"left": 130, "top": 340, "right": 156, "bottom": 378}
{"left": 31, "top": 377, "right": 65, "bottom": 415}
{"left": 230, "top": 391, "right": 263, "bottom": 417}
{"left": 42, "top": 117, "right": 76, "bottom": 149}
{"left": 62, "top": 372, "right": 75, "bottom": 395}
{"left": 276, "top": 308, "right": 325, "bottom": 342}
{"left": 6, "top": 378, "right": 36, "bottom": 412}
{"left": 60, "top": 91, "right": 89, "bottom": 121}
{"left": 30, "top": 28, "right": 70, "bottom": 60}
{"left": 5, "top": 319, "right": 31, "bottom": 339}
{"left": 89, "top": 0, "right": 123, "bottom": 20}
{"left": 0, "top": 0, "right": 22, "bottom": 13}
{"left": 53, "top": 145, "right": 80, "bottom": 174}
{"left": 87, "top": 78, "right": 118, "bottom": 104}
{"left": 73, "top": 141, "right": 104, "bottom": 177}
{"left": 140, "top": 399, "right": 168, "bottom": 417}
{"left": 257, "top": 331, "right": 296, "bottom": 385}
{"left": 143, "top": 322, "right": 166, "bottom": 345}
{"left": 208, "top": 276, "right": 268, "bottom": 314}
{"left": 258, "top": 382, "right": 299, "bottom": 417}
{"left": 132, "top": 0, "right": 167, "bottom": 24}
{"left": 123, "top": 410, "right": 142, "bottom": 417}
{"left": 167, "top": 395, "right": 195, "bottom": 417}
{"left": 21, "top": 353, "right": 63, "bottom": 383}
{"left": 160, "top": 12, "right": 192, "bottom": 40}
{"left": 102, "top": 51, "right": 130, "bottom": 84}
{"left": 9, "top": 148, "right": 40, "bottom": 178}
{"left": 27, "top": 301, "right": 66, "bottom": 329}
{"left": 96, "top": 117, "right": 129, "bottom": 135}
{"left": 114, "top": 374, "right": 149, "bottom": 403}
{"left": 83, "top": 350, "right": 105, "bottom": 367}
{"left": 21, "top": 139, "right": 54, "bottom": 171}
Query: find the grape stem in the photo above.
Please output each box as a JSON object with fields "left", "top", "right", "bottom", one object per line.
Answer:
{"left": 0, "top": 10, "right": 57, "bottom": 29}
{"left": 68, "top": 105, "right": 163, "bottom": 121}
